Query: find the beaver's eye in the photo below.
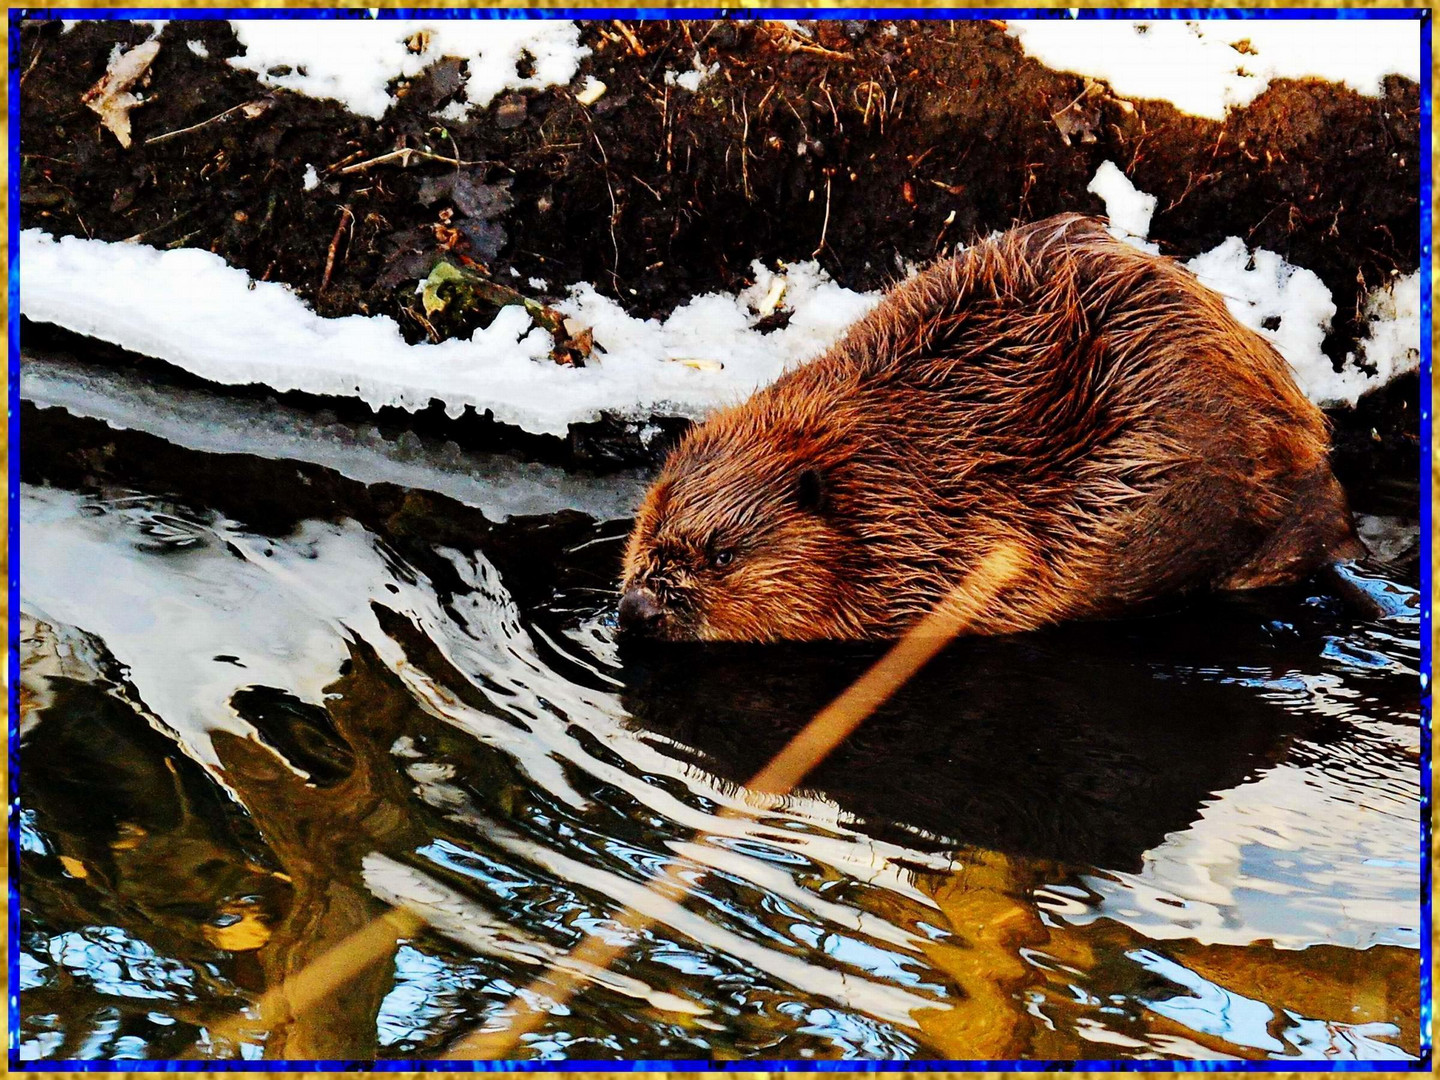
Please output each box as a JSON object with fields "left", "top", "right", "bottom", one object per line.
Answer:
{"left": 712, "top": 550, "right": 735, "bottom": 569}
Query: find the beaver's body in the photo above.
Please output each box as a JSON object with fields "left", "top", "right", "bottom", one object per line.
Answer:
{"left": 620, "top": 215, "right": 1361, "bottom": 641}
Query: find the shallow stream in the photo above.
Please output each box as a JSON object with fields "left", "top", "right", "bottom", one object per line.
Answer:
{"left": 16, "top": 350, "right": 1424, "bottom": 1062}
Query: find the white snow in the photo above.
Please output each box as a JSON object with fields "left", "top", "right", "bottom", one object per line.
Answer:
{"left": 1083, "top": 167, "right": 1412, "bottom": 408}
{"left": 1086, "top": 160, "right": 1158, "bottom": 250}
{"left": 186, "top": 39, "right": 209, "bottom": 60}
{"left": 227, "top": 19, "right": 589, "bottom": 120}
{"left": 20, "top": 220, "right": 1415, "bottom": 434}
{"left": 1184, "top": 237, "right": 1367, "bottom": 405}
{"left": 20, "top": 230, "right": 877, "bottom": 439}
{"left": 575, "top": 74, "right": 607, "bottom": 106}
{"left": 1349, "top": 271, "right": 1422, "bottom": 389}
{"left": 433, "top": 99, "right": 472, "bottom": 123}
{"left": 663, "top": 53, "right": 719, "bottom": 93}
{"left": 1007, "top": 17, "right": 1421, "bottom": 120}
{"left": 301, "top": 163, "right": 319, "bottom": 191}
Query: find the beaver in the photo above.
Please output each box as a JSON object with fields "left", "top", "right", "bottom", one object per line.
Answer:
{"left": 619, "top": 214, "right": 1362, "bottom": 641}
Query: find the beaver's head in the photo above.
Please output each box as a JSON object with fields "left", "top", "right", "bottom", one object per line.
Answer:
{"left": 619, "top": 412, "right": 860, "bottom": 642}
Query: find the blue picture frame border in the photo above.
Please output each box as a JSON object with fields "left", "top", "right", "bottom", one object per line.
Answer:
{"left": 6, "top": 4, "right": 1433, "bottom": 1072}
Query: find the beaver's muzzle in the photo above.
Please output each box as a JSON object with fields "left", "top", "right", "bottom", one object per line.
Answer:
{"left": 618, "top": 587, "right": 665, "bottom": 635}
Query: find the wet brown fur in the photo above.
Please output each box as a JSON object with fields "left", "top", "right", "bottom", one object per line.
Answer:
{"left": 622, "top": 215, "right": 1362, "bottom": 641}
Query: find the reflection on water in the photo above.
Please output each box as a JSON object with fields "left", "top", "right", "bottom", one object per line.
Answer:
{"left": 16, "top": 365, "right": 1423, "bottom": 1062}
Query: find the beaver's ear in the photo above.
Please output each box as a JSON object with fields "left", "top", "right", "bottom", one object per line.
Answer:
{"left": 795, "top": 468, "right": 828, "bottom": 514}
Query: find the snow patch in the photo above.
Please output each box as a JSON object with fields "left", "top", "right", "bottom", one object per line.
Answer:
{"left": 664, "top": 53, "right": 720, "bottom": 93}
{"left": 433, "top": 99, "right": 472, "bottom": 123}
{"left": 19, "top": 230, "right": 877, "bottom": 439}
{"left": 1083, "top": 168, "right": 1412, "bottom": 407}
{"left": 1185, "top": 238, "right": 1335, "bottom": 386}
{"left": 1349, "top": 271, "right": 1422, "bottom": 389}
{"left": 20, "top": 187, "right": 1414, "bottom": 435}
{"left": 575, "top": 75, "right": 607, "bottom": 106}
{"left": 186, "top": 38, "right": 209, "bottom": 59}
{"left": 1086, "top": 160, "right": 1158, "bottom": 251}
{"left": 301, "top": 163, "right": 319, "bottom": 191}
{"left": 1185, "top": 238, "right": 1346, "bottom": 403}
{"left": 1007, "top": 18, "right": 1420, "bottom": 120}
{"left": 227, "top": 19, "right": 589, "bottom": 119}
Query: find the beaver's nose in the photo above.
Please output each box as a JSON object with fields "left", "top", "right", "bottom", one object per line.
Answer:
{"left": 618, "top": 587, "right": 664, "bottom": 634}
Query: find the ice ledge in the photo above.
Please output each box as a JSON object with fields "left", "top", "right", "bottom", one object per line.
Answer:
{"left": 18, "top": 229, "right": 878, "bottom": 439}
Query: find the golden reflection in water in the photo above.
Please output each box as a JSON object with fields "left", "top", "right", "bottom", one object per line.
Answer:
{"left": 908, "top": 850, "right": 1051, "bottom": 1060}
{"left": 196, "top": 645, "right": 442, "bottom": 1058}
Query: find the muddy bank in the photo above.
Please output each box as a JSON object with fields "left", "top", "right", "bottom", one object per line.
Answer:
{"left": 18, "top": 16, "right": 1421, "bottom": 461}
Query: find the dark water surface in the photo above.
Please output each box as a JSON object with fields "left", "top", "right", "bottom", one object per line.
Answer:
{"left": 17, "top": 354, "right": 1423, "bottom": 1061}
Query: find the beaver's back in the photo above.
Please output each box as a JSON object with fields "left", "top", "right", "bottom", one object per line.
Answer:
{"left": 748, "top": 215, "right": 1360, "bottom": 630}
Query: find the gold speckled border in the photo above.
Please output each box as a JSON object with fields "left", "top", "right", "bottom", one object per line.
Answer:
{"left": 2, "top": 3, "right": 1432, "bottom": 1075}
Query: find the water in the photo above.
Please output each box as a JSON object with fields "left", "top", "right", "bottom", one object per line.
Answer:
{"left": 16, "top": 353, "right": 1423, "bottom": 1062}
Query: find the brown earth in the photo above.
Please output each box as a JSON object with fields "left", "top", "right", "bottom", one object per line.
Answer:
{"left": 16, "top": 15, "right": 1422, "bottom": 467}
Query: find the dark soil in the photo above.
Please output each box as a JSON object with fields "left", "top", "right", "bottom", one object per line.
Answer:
{"left": 17, "top": 15, "right": 1422, "bottom": 459}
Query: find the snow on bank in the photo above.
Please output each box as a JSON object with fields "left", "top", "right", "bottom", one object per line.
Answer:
{"left": 1182, "top": 242, "right": 1422, "bottom": 409}
{"left": 19, "top": 230, "right": 876, "bottom": 439}
{"left": 227, "top": 19, "right": 588, "bottom": 119}
{"left": 21, "top": 174, "right": 1414, "bottom": 433}
{"left": 1082, "top": 162, "right": 1410, "bottom": 409}
{"left": 1086, "top": 160, "right": 1158, "bottom": 251}
{"left": 664, "top": 53, "right": 720, "bottom": 93}
{"left": 1184, "top": 239, "right": 1341, "bottom": 403}
{"left": 1007, "top": 17, "right": 1420, "bottom": 120}
{"left": 1350, "top": 271, "right": 1422, "bottom": 388}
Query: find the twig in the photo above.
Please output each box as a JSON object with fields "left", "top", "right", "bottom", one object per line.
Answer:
{"left": 765, "top": 21, "right": 851, "bottom": 62}
{"left": 145, "top": 99, "right": 271, "bottom": 145}
{"left": 1246, "top": 200, "right": 1290, "bottom": 240}
{"left": 630, "top": 172, "right": 662, "bottom": 202}
{"left": 859, "top": 80, "right": 877, "bottom": 127}
{"left": 1049, "top": 79, "right": 1101, "bottom": 123}
{"left": 663, "top": 85, "right": 672, "bottom": 177}
{"left": 20, "top": 41, "right": 42, "bottom": 87}
{"left": 583, "top": 119, "right": 621, "bottom": 292}
{"left": 755, "top": 82, "right": 778, "bottom": 117}
{"left": 612, "top": 19, "right": 646, "bottom": 57}
{"left": 332, "top": 147, "right": 484, "bottom": 176}
{"left": 122, "top": 209, "right": 199, "bottom": 244}
{"left": 813, "top": 175, "right": 832, "bottom": 258}
{"left": 740, "top": 94, "right": 751, "bottom": 203}
{"left": 820, "top": 79, "right": 840, "bottom": 132}
{"left": 319, "top": 206, "right": 353, "bottom": 296}
{"left": 163, "top": 229, "right": 202, "bottom": 249}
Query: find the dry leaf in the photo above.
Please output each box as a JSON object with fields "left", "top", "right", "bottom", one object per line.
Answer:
{"left": 82, "top": 39, "right": 161, "bottom": 148}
